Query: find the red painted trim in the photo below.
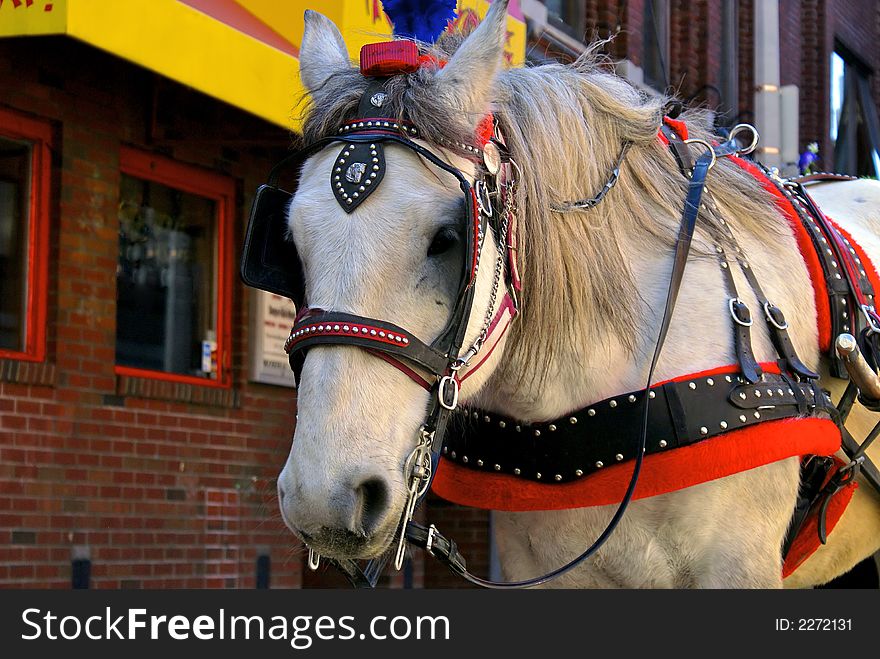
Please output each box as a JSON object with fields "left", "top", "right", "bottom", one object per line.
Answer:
{"left": 178, "top": 0, "right": 299, "bottom": 57}
{"left": 114, "top": 365, "right": 230, "bottom": 389}
{"left": 0, "top": 106, "right": 52, "bottom": 363}
{"left": 118, "top": 146, "right": 235, "bottom": 389}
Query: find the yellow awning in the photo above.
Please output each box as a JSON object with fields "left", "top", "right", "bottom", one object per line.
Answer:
{"left": 0, "top": 0, "right": 526, "bottom": 131}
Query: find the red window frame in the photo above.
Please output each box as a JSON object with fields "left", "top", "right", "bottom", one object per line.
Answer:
{"left": 0, "top": 107, "right": 52, "bottom": 363}
{"left": 116, "top": 146, "right": 234, "bottom": 389}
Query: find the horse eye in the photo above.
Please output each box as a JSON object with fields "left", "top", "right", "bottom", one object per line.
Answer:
{"left": 427, "top": 227, "right": 460, "bottom": 257}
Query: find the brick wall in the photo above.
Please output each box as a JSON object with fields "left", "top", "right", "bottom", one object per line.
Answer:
{"left": 0, "top": 37, "right": 304, "bottom": 589}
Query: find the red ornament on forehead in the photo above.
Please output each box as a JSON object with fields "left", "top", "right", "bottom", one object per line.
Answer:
{"left": 360, "top": 41, "right": 421, "bottom": 76}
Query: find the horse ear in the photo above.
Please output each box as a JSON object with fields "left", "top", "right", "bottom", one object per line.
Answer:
{"left": 299, "top": 10, "right": 351, "bottom": 93}
{"left": 435, "top": 0, "right": 509, "bottom": 125}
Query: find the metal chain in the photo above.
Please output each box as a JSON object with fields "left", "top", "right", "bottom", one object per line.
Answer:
{"left": 453, "top": 177, "right": 517, "bottom": 369}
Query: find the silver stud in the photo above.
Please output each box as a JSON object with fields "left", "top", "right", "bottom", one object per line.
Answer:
{"left": 700, "top": 426, "right": 708, "bottom": 435}
{"left": 615, "top": 453, "right": 624, "bottom": 461}
{"left": 609, "top": 400, "right": 617, "bottom": 408}
{"left": 707, "top": 378, "right": 714, "bottom": 386}
{"left": 754, "top": 411, "right": 761, "bottom": 419}
{"left": 477, "top": 460, "right": 483, "bottom": 467}
{"left": 472, "top": 412, "right": 479, "bottom": 420}
{"left": 514, "top": 468, "right": 521, "bottom": 475}
{"left": 548, "top": 424, "right": 557, "bottom": 432}
{"left": 494, "top": 464, "right": 501, "bottom": 471}
{"left": 689, "top": 382, "right": 697, "bottom": 390}
{"left": 484, "top": 416, "right": 491, "bottom": 423}
{"left": 725, "top": 376, "right": 732, "bottom": 382}
{"left": 570, "top": 417, "right": 578, "bottom": 424}
{"left": 595, "top": 461, "right": 604, "bottom": 468}
{"left": 462, "top": 456, "right": 469, "bottom": 463}
{"left": 739, "top": 392, "right": 747, "bottom": 400}
{"left": 515, "top": 426, "right": 521, "bottom": 432}
{"left": 587, "top": 409, "right": 595, "bottom": 417}
{"left": 536, "top": 473, "right": 542, "bottom": 479}
{"left": 443, "top": 446, "right": 448, "bottom": 454}
{"left": 370, "top": 329, "right": 377, "bottom": 336}
{"left": 499, "top": 421, "right": 506, "bottom": 429}
{"left": 628, "top": 395, "right": 637, "bottom": 403}
{"left": 649, "top": 391, "right": 656, "bottom": 399}
{"left": 346, "top": 199, "right": 352, "bottom": 205}
{"left": 554, "top": 474, "right": 562, "bottom": 481}
{"left": 534, "top": 429, "right": 541, "bottom": 437}
{"left": 720, "top": 421, "right": 728, "bottom": 429}
{"left": 739, "top": 415, "right": 747, "bottom": 422}
{"left": 755, "top": 390, "right": 761, "bottom": 397}
{"left": 659, "top": 440, "right": 667, "bottom": 448}
{"left": 575, "top": 469, "right": 583, "bottom": 477}
{"left": 766, "top": 389, "right": 773, "bottom": 396}
{"left": 450, "top": 451, "right": 456, "bottom": 459}
{"left": 359, "top": 186, "right": 365, "bottom": 192}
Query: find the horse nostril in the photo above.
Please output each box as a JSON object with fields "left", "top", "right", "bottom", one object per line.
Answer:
{"left": 355, "top": 477, "right": 389, "bottom": 534}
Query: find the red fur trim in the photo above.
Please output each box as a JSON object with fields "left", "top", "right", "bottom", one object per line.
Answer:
{"left": 476, "top": 115, "right": 495, "bottom": 147}
{"left": 432, "top": 417, "right": 840, "bottom": 511}
{"left": 657, "top": 117, "right": 689, "bottom": 145}
{"left": 828, "top": 219, "right": 880, "bottom": 307}
{"left": 782, "top": 460, "right": 858, "bottom": 578}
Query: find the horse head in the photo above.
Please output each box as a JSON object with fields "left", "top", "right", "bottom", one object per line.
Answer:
{"left": 276, "top": 1, "right": 513, "bottom": 561}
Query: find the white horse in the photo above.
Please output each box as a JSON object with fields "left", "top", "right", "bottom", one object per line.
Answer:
{"left": 276, "top": 0, "right": 880, "bottom": 588}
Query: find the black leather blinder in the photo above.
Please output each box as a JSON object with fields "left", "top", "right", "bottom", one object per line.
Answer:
{"left": 240, "top": 183, "right": 305, "bottom": 306}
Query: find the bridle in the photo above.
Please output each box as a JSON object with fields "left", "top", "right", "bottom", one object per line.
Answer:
{"left": 241, "top": 42, "right": 788, "bottom": 588}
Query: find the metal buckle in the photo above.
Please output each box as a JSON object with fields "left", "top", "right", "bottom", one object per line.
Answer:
{"left": 861, "top": 304, "right": 880, "bottom": 335}
{"left": 394, "top": 427, "right": 434, "bottom": 570}
{"left": 307, "top": 548, "right": 321, "bottom": 571}
{"left": 425, "top": 524, "right": 438, "bottom": 555}
{"left": 729, "top": 298, "right": 753, "bottom": 327}
{"left": 729, "top": 123, "right": 760, "bottom": 156}
{"left": 438, "top": 374, "right": 460, "bottom": 411}
{"left": 763, "top": 301, "right": 789, "bottom": 330}
{"left": 475, "top": 180, "right": 493, "bottom": 217}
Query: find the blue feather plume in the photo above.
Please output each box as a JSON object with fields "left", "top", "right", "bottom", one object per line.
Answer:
{"left": 382, "top": 0, "right": 458, "bottom": 43}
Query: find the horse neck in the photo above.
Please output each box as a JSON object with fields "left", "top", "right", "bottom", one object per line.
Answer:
{"left": 477, "top": 165, "right": 815, "bottom": 423}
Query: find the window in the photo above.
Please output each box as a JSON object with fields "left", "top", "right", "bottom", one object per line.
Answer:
{"left": 830, "top": 49, "right": 880, "bottom": 177}
{"left": 115, "top": 147, "right": 233, "bottom": 387}
{"left": 642, "top": 0, "right": 669, "bottom": 92}
{"left": 544, "top": 0, "right": 586, "bottom": 40}
{"left": 0, "top": 107, "right": 51, "bottom": 362}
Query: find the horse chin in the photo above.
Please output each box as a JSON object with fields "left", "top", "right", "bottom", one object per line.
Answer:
{"left": 300, "top": 523, "right": 399, "bottom": 561}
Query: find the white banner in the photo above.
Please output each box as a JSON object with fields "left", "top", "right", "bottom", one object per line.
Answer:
{"left": 249, "top": 290, "right": 297, "bottom": 388}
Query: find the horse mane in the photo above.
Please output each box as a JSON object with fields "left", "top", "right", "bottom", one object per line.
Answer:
{"left": 299, "top": 39, "right": 792, "bottom": 383}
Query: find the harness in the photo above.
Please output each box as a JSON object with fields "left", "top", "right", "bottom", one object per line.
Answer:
{"left": 241, "top": 41, "right": 880, "bottom": 588}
